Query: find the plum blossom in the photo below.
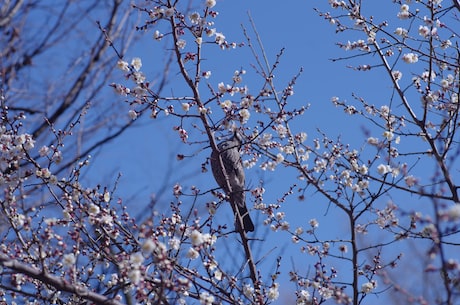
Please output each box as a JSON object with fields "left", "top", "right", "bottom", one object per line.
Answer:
{"left": 128, "top": 110, "right": 137, "bottom": 120}
{"left": 282, "top": 145, "right": 295, "bottom": 154}
{"left": 421, "top": 70, "right": 436, "bottom": 82}
{"left": 243, "top": 284, "right": 254, "bottom": 299}
{"left": 215, "top": 32, "right": 225, "bottom": 45}
{"left": 339, "top": 244, "right": 348, "bottom": 253}
{"left": 15, "top": 133, "right": 35, "bottom": 150}
{"left": 318, "top": 286, "right": 333, "bottom": 299}
{"left": 276, "top": 153, "right": 284, "bottom": 163}
{"left": 131, "top": 57, "right": 142, "bottom": 71}
{"left": 190, "top": 230, "right": 204, "bottom": 246}
{"left": 187, "top": 247, "right": 199, "bottom": 259}
{"left": 397, "top": 4, "right": 410, "bottom": 19}
{"left": 202, "top": 70, "right": 211, "bottom": 79}
{"left": 309, "top": 218, "right": 319, "bottom": 228}
{"left": 103, "top": 191, "right": 110, "bottom": 203}
{"left": 441, "top": 39, "right": 452, "bottom": 49}
{"left": 394, "top": 27, "right": 408, "bottom": 37}
{"left": 117, "top": 60, "right": 129, "bottom": 72}
{"left": 88, "top": 204, "right": 100, "bottom": 216}
{"left": 418, "top": 25, "right": 430, "bottom": 38}
{"left": 220, "top": 99, "right": 233, "bottom": 110}
{"left": 404, "top": 175, "right": 417, "bottom": 187}
{"left": 205, "top": 0, "right": 216, "bottom": 8}
{"left": 297, "top": 289, "right": 311, "bottom": 304}
{"left": 367, "top": 137, "right": 379, "bottom": 145}
{"left": 377, "top": 164, "right": 391, "bottom": 175}
{"left": 218, "top": 82, "right": 231, "bottom": 94}
{"left": 239, "top": 109, "right": 250, "bottom": 123}
{"left": 154, "top": 30, "right": 163, "bottom": 40}
{"left": 132, "top": 71, "right": 145, "bottom": 84}
{"left": 36, "top": 167, "right": 51, "bottom": 179}
{"left": 62, "top": 253, "right": 76, "bottom": 267}
{"left": 130, "top": 252, "right": 144, "bottom": 266}
{"left": 142, "top": 239, "right": 156, "bottom": 255}
{"left": 128, "top": 269, "right": 142, "bottom": 285}
{"left": 164, "top": 7, "right": 174, "bottom": 17}
{"left": 268, "top": 283, "right": 280, "bottom": 300}
{"left": 189, "top": 12, "right": 201, "bottom": 24}
{"left": 176, "top": 39, "right": 186, "bottom": 49}
{"left": 358, "top": 164, "right": 368, "bottom": 175}
{"left": 446, "top": 205, "right": 460, "bottom": 221}
{"left": 361, "top": 281, "right": 377, "bottom": 294}
{"left": 39, "top": 145, "right": 49, "bottom": 157}
{"left": 178, "top": 128, "right": 188, "bottom": 142}
{"left": 275, "top": 124, "right": 288, "bottom": 138}
{"left": 392, "top": 70, "right": 402, "bottom": 81}
{"left": 206, "top": 28, "right": 216, "bottom": 37}
{"left": 383, "top": 131, "right": 394, "bottom": 141}
{"left": 199, "top": 292, "right": 215, "bottom": 305}
{"left": 181, "top": 103, "right": 190, "bottom": 112}
{"left": 402, "top": 53, "right": 418, "bottom": 64}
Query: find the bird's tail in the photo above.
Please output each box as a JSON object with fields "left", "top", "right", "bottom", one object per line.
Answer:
{"left": 232, "top": 191, "right": 254, "bottom": 232}
{"left": 239, "top": 206, "right": 255, "bottom": 233}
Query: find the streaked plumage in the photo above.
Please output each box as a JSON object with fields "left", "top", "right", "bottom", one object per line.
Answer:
{"left": 210, "top": 134, "right": 254, "bottom": 232}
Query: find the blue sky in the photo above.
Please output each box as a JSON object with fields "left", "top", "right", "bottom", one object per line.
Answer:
{"left": 79, "top": 0, "right": 456, "bottom": 303}
{"left": 6, "top": 0, "right": 458, "bottom": 303}
{"left": 99, "top": 0, "right": 397, "bottom": 200}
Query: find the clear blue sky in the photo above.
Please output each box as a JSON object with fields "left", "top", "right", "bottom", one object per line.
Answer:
{"left": 82, "top": 1, "right": 448, "bottom": 303}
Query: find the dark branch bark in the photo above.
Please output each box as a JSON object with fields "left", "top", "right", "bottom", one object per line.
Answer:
{"left": 0, "top": 253, "right": 125, "bottom": 305}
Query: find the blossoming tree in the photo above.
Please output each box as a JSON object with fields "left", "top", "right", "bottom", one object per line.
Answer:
{"left": 1, "top": 0, "right": 460, "bottom": 305}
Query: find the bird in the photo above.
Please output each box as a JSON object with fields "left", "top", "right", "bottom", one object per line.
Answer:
{"left": 210, "top": 132, "right": 255, "bottom": 233}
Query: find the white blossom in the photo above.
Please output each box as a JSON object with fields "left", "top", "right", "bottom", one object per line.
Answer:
{"left": 441, "top": 39, "right": 452, "bottom": 49}
{"left": 392, "top": 70, "right": 403, "bottom": 81}
{"left": 361, "top": 281, "right": 377, "bottom": 293}
{"left": 394, "top": 27, "right": 408, "bottom": 37}
{"left": 176, "top": 39, "right": 186, "bottom": 49}
{"left": 276, "top": 153, "right": 284, "bottom": 163}
{"left": 187, "top": 247, "right": 199, "bottom": 259}
{"left": 309, "top": 218, "right": 319, "bottom": 228}
{"left": 154, "top": 30, "right": 163, "bottom": 40}
{"left": 243, "top": 284, "right": 254, "bottom": 299}
{"left": 205, "top": 0, "right": 216, "bottom": 8}
{"left": 181, "top": 103, "right": 190, "bottom": 112}
{"left": 199, "top": 292, "right": 215, "bottom": 305}
{"left": 446, "top": 205, "right": 460, "bottom": 220}
{"left": 418, "top": 25, "right": 430, "bottom": 38}
{"left": 103, "top": 191, "right": 110, "bottom": 203}
{"left": 190, "top": 230, "right": 204, "bottom": 246}
{"left": 189, "top": 12, "right": 201, "bottom": 24}
{"left": 268, "top": 283, "right": 280, "bottom": 300}
{"left": 128, "top": 269, "right": 142, "bottom": 285}
{"left": 404, "top": 175, "right": 417, "bottom": 187}
{"left": 215, "top": 32, "right": 225, "bottom": 45}
{"left": 383, "top": 131, "right": 394, "bottom": 141}
{"left": 131, "top": 57, "right": 142, "bottom": 71}
{"left": 164, "top": 7, "right": 174, "bottom": 17}
{"left": 88, "top": 204, "right": 100, "bottom": 216}
{"left": 130, "top": 252, "right": 144, "bottom": 267}
{"left": 239, "top": 109, "right": 250, "bottom": 123}
{"left": 62, "top": 253, "right": 76, "bottom": 267}
{"left": 377, "top": 164, "right": 391, "bottom": 175}
{"left": 117, "top": 60, "right": 129, "bottom": 72}
{"left": 402, "top": 53, "right": 418, "bottom": 64}
{"left": 397, "top": 4, "right": 410, "bottom": 19}
{"left": 367, "top": 137, "right": 379, "bottom": 145}
{"left": 128, "top": 110, "right": 138, "bottom": 120}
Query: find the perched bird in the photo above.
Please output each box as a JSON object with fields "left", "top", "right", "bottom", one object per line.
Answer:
{"left": 210, "top": 133, "right": 255, "bottom": 232}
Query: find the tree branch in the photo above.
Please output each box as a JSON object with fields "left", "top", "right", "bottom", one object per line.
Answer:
{"left": 0, "top": 253, "right": 125, "bottom": 305}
